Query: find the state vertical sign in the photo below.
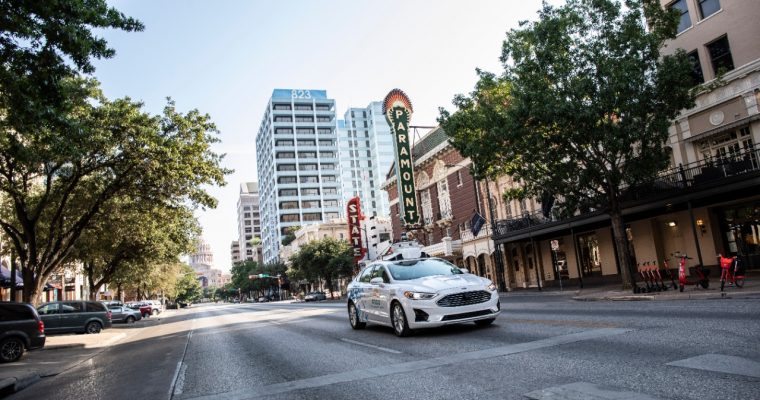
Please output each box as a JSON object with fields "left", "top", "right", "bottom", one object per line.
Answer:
{"left": 383, "top": 89, "right": 420, "bottom": 227}
{"left": 347, "top": 197, "right": 365, "bottom": 261}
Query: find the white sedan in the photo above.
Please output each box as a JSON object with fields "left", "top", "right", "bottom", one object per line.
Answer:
{"left": 346, "top": 258, "right": 500, "bottom": 336}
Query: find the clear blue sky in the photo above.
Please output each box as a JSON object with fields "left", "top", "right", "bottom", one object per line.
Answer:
{"left": 91, "top": 0, "right": 561, "bottom": 272}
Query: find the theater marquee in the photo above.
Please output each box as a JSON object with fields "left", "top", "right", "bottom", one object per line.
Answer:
{"left": 383, "top": 89, "right": 420, "bottom": 227}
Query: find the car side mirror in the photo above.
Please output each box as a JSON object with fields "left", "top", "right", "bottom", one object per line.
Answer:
{"left": 459, "top": 268, "right": 469, "bottom": 274}
{"left": 370, "top": 277, "right": 384, "bottom": 285}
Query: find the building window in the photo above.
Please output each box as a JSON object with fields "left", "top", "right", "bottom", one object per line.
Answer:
{"left": 670, "top": 0, "right": 691, "bottom": 34}
{"left": 301, "top": 200, "right": 320, "bottom": 209}
{"left": 244, "top": 212, "right": 251, "bottom": 218}
{"left": 302, "top": 188, "right": 319, "bottom": 196}
{"left": 686, "top": 50, "right": 704, "bottom": 85}
{"left": 299, "top": 164, "right": 318, "bottom": 171}
{"left": 323, "top": 188, "right": 338, "bottom": 195}
{"left": 276, "top": 152, "right": 295, "bottom": 159}
{"left": 300, "top": 176, "right": 318, "bottom": 183}
{"left": 278, "top": 189, "right": 298, "bottom": 196}
{"left": 326, "top": 212, "right": 339, "bottom": 220}
{"left": 297, "top": 139, "right": 315, "bottom": 146}
{"left": 456, "top": 171, "right": 463, "bottom": 187}
{"left": 698, "top": 0, "right": 720, "bottom": 19}
{"left": 295, "top": 116, "right": 314, "bottom": 122}
{"left": 706, "top": 35, "right": 734, "bottom": 75}
{"left": 303, "top": 213, "right": 322, "bottom": 221}
{"left": 323, "top": 200, "right": 339, "bottom": 207}
{"left": 276, "top": 140, "right": 294, "bottom": 146}
{"left": 437, "top": 177, "right": 452, "bottom": 220}
{"left": 319, "top": 139, "right": 333, "bottom": 146}
{"left": 274, "top": 116, "right": 292, "bottom": 123}
{"left": 280, "top": 214, "right": 300, "bottom": 223}
{"left": 421, "top": 189, "right": 433, "bottom": 226}
{"left": 297, "top": 128, "right": 315, "bottom": 135}
{"left": 280, "top": 201, "right": 299, "bottom": 210}
{"left": 278, "top": 176, "right": 297, "bottom": 184}
{"left": 298, "top": 151, "right": 316, "bottom": 159}
{"left": 277, "top": 164, "right": 296, "bottom": 171}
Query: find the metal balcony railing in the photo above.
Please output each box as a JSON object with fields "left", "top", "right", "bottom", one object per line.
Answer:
{"left": 493, "top": 145, "right": 760, "bottom": 237}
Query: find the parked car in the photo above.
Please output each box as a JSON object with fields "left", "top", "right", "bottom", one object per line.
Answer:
{"left": 304, "top": 292, "right": 327, "bottom": 302}
{"left": 257, "top": 296, "right": 269, "bottom": 303}
{"left": 36, "top": 301, "right": 112, "bottom": 334}
{"left": 143, "top": 300, "right": 163, "bottom": 316}
{"left": 107, "top": 305, "right": 142, "bottom": 323}
{"left": 126, "top": 302, "right": 153, "bottom": 318}
{"left": 0, "top": 302, "right": 46, "bottom": 362}
{"left": 346, "top": 258, "right": 500, "bottom": 336}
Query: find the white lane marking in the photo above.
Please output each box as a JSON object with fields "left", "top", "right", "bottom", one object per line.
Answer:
{"left": 182, "top": 328, "right": 632, "bottom": 400}
{"left": 339, "top": 338, "right": 402, "bottom": 354}
{"left": 169, "top": 330, "right": 193, "bottom": 399}
{"left": 667, "top": 354, "right": 760, "bottom": 378}
{"left": 524, "top": 381, "right": 662, "bottom": 400}
{"left": 173, "top": 363, "right": 188, "bottom": 396}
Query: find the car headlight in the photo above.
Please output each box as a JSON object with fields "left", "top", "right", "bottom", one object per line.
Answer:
{"left": 403, "top": 291, "right": 436, "bottom": 300}
{"left": 487, "top": 283, "right": 497, "bottom": 291}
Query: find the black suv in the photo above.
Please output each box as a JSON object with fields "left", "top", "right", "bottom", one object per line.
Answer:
{"left": 0, "top": 302, "right": 46, "bottom": 363}
{"left": 37, "top": 301, "right": 112, "bottom": 334}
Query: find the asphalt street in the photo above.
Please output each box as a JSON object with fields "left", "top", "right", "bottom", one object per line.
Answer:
{"left": 8, "top": 295, "right": 760, "bottom": 400}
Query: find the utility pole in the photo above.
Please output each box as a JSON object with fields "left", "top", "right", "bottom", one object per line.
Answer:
{"left": 483, "top": 178, "right": 507, "bottom": 292}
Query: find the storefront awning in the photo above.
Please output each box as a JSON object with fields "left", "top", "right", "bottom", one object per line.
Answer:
{"left": 685, "top": 114, "right": 760, "bottom": 143}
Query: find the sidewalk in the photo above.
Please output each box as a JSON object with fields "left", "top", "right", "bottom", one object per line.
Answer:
{"left": 496, "top": 271, "right": 760, "bottom": 301}
{"left": 0, "top": 308, "right": 182, "bottom": 395}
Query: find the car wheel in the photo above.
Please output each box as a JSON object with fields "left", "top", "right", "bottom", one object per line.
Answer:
{"left": 152, "top": 309, "right": 159, "bottom": 316}
{"left": 475, "top": 318, "right": 495, "bottom": 327}
{"left": 391, "top": 302, "right": 412, "bottom": 337}
{"left": 143, "top": 312, "right": 150, "bottom": 318}
{"left": 348, "top": 302, "right": 366, "bottom": 330}
{"left": 126, "top": 316, "right": 135, "bottom": 324}
{"left": 0, "top": 337, "right": 24, "bottom": 363}
{"left": 85, "top": 321, "right": 102, "bottom": 334}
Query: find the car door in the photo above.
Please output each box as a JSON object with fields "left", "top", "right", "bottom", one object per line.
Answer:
{"left": 109, "top": 305, "right": 125, "bottom": 321}
{"left": 37, "top": 303, "right": 61, "bottom": 332}
{"left": 59, "top": 301, "right": 85, "bottom": 331}
{"left": 352, "top": 266, "right": 375, "bottom": 320}
{"left": 368, "top": 266, "right": 392, "bottom": 323}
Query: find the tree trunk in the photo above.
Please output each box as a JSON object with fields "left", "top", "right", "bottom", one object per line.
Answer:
{"left": 21, "top": 266, "right": 43, "bottom": 306}
{"left": 610, "top": 211, "right": 633, "bottom": 289}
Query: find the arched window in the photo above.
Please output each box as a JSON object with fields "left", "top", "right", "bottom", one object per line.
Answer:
{"left": 433, "top": 161, "right": 452, "bottom": 220}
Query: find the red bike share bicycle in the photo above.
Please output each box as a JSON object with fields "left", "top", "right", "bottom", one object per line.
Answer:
{"left": 718, "top": 253, "right": 745, "bottom": 291}
{"left": 674, "top": 252, "right": 710, "bottom": 292}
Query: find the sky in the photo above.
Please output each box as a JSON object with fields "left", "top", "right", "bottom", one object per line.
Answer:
{"left": 90, "top": 0, "right": 562, "bottom": 272}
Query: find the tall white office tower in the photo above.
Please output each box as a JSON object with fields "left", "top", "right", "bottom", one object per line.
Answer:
{"left": 237, "top": 182, "right": 261, "bottom": 263}
{"left": 256, "top": 89, "right": 340, "bottom": 263}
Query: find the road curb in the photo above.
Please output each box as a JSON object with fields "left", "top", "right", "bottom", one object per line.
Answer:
{"left": 572, "top": 289, "right": 760, "bottom": 301}
{"left": 0, "top": 372, "right": 40, "bottom": 394}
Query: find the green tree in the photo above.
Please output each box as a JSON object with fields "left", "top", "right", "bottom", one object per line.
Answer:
{"left": 69, "top": 197, "right": 199, "bottom": 300}
{"left": 172, "top": 264, "right": 202, "bottom": 304}
{"left": 288, "top": 237, "right": 353, "bottom": 298}
{"left": 440, "top": 0, "right": 694, "bottom": 287}
{"left": 281, "top": 226, "right": 300, "bottom": 246}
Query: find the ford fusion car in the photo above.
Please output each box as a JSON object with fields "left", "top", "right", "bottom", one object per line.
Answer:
{"left": 347, "top": 258, "right": 500, "bottom": 336}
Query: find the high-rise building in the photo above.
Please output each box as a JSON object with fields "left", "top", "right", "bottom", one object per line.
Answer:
{"left": 256, "top": 89, "right": 340, "bottom": 263}
{"left": 337, "top": 102, "right": 395, "bottom": 219}
{"left": 237, "top": 182, "right": 261, "bottom": 263}
{"left": 230, "top": 240, "right": 241, "bottom": 264}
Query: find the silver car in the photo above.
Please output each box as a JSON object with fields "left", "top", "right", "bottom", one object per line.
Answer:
{"left": 347, "top": 258, "right": 500, "bottom": 336}
{"left": 107, "top": 305, "right": 142, "bottom": 323}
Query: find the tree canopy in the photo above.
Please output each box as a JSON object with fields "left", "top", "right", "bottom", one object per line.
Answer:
{"left": 439, "top": 0, "right": 694, "bottom": 286}
{"left": 288, "top": 237, "right": 354, "bottom": 297}
{"left": 0, "top": 1, "right": 230, "bottom": 303}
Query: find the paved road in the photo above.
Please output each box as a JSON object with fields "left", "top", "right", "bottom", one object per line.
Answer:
{"left": 10, "top": 296, "right": 760, "bottom": 400}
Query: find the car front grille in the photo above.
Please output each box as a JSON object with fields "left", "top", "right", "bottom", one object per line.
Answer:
{"left": 436, "top": 290, "right": 492, "bottom": 307}
{"left": 441, "top": 309, "right": 493, "bottom": 321}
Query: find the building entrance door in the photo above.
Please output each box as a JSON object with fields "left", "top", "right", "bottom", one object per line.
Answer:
{"left": 577, "top": 233, "right": 602, "bottom": 277}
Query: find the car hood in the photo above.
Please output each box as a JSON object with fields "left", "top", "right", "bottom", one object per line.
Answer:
{"left": 401, "top": 274, "right": 490, "bottom": 292}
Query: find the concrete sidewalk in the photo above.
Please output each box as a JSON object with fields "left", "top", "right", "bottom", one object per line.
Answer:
{"left": 495, "top": 271, "right": 760, "bottom": 301}
{"left": 0, "top": 308, "right": 183, "bottom": 396}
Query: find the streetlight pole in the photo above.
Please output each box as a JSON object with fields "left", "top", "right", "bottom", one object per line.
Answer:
{"left": 483, "top": 178, "right": 507, "bottom": 292}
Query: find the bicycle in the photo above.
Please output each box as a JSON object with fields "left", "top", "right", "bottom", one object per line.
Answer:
{"left": 718, "top": 254, "right": 745, "bottom": 291}
{"left": 673, "top": 252, "right": 709, "bottom": 292}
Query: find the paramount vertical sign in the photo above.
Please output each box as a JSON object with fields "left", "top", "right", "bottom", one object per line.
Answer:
{"left": 347, "top": 197, "right": 365, "bottom": 261}
{"left": 383, "top": 89, "right": 420, "bottom": 226}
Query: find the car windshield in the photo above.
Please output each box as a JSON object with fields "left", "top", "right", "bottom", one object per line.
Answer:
{"left": 387, "top": 259, "right": 463, "bottom": 281}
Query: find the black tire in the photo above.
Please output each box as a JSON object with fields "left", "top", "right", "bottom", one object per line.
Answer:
{"left": 679, "top": 284, "right": 684, "bottom": 292}
{"left": 475, "top": 318, "right": 495, "bottom": 327}
{"left": 348, "top": 302, "right": 365, "bottom": 330}
{"left": 0, "top": 337, "right": 24, "bottom": 363}
{"left": 126, "top": 316, "right": 135, "bottom": 324}
{"left": 391, "top": 302, "right": 412, "bottom": 337}
{"left": 735, "top": 278, "right": 745, "bottom": 288}
{"left": 700, "top": 280, "right": 709, "bottom": 289}
{"left": 151, "top": 309, "right": 159, "bottom": 316}
{"left": 143, "top": 312, "right": 150, "bottom": 318}
{"left": 85, "top": 321, "right": 102, "bottom": 334}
